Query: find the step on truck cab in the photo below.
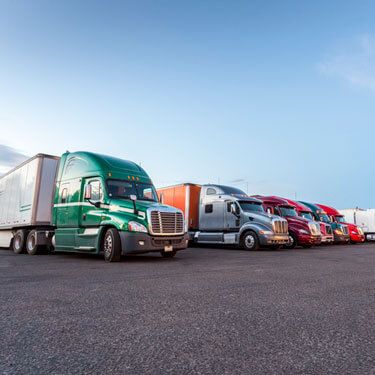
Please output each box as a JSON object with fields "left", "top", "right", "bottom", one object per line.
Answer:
{"left": 254, "top": 196, "right": 322, "bottom": 249}
{"left": 157, "top": 183, "right": 289, "bottom": 250}
{"left": 316, "top": 203, "right": 364, "bottom": 244}
{"left": 0, "top": 152, "right": 188, "bottom": 261}
{"left": 299, "top": 201, "right": 350, "bottom": 244}
{"left": 283, "top": 198, "right": 334, "bottom": 244}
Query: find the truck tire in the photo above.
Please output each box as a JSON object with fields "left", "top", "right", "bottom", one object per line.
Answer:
{"left": 13, "top": 229, "right": 27, "bottom": 254}
{"left": 103, "top": 228, "right": 122, "bottom": 262}
{"left": 240, "top": 231, "right": 260, "bottom": 251}
{"left": 26, "top": 230, "right": 41, "bottom": 255}
{"left": 284, "top": 234, "right": 297, "bottom": 249}
{"left": 160, "top": 250, "right": 177, "bottom": 258}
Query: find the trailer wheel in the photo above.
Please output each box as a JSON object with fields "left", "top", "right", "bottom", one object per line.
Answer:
{"left": 240, "top": 231, "right": 260, "bottom": 251}
{"left": 160, "top": 250, "right": 177, "bottom": 258}
{"left": 103, "top": 228, "right": 122, "bottom": 262}
{"left": 26, "top": 230, "right": 40, "bottom": 255}
{"left": 13, "top": 230, "right": 27, "bottom": 254}
{"left": 284, "top": 234, "right": 297, "bottom": 249}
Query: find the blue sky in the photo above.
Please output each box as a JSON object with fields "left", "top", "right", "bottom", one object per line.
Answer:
{"left": 0, "top": 0, "right": 374, "bottom": 208}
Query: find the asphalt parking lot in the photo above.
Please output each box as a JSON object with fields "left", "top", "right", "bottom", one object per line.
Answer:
{"left": 1, "top": 244, "right": 375, "bottom": 375}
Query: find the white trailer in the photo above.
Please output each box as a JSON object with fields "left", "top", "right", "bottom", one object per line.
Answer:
{"left": 0, "top": 154, "right": 59, "bottom": 248}
{"left": 339, "top": 208, "right": 375, "bottom": 241}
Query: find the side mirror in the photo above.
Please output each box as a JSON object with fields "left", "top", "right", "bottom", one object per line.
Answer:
{"left": 84, "top": 184, "right": 92, "bottom": 200}
{"left": 230, "top": 203, "right": 240, "bottom": 217}
{"left": 129, "top": 194, "right": 138, "bottom": 215}
{"left": 130, "top": 194, "right": 137, "bottom": 201}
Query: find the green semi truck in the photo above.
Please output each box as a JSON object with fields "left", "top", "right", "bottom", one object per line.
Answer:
{"left": 0, "top": 151, "right": 188, "bottom": 262}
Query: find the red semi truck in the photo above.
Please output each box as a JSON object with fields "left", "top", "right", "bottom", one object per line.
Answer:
{"left": 283, "top": 198, "right": 334, "bottom": 244}
{"left": 254, "top": 196, "right": 322, "bottom": 248}
{"left": 317, "top": 203, "right": 365, "bottom": 244}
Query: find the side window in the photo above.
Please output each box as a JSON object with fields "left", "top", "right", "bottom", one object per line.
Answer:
{"left": 89, "top": 180, "right": 102, "bottom": 201}
{"left": 61, "top": 188, "right": 68, "bottom": 204}
{"left": 206, "top": 188, "right": 217, "bottom": 195}
{"left": 205, "top": 204, "right": 213, "bottom": 214}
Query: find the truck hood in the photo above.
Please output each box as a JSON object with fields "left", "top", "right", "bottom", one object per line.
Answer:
{"left": 344, "top": 222, "right": 359, "bottom": 233}
{"left": 284, "top": 215, "right": 311, "bottom": 229}
{"left": 108, "top": 199, "right": 178, "bottom": 215}
{"left": 244, "top": 210, "right": 285, "bottom": 224}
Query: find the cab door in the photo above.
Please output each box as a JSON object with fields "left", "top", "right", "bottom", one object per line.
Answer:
{"left": 54, "top": 178, "right": 81, "bottom": 250}
{"left": 75, "top": 178, "right": 104, "bottom": 250}
{"left": 224, "top": 201, "right": 241, "bottom": 230}
{"left": 80, "top": 178, "right": 103, "bottom": 228}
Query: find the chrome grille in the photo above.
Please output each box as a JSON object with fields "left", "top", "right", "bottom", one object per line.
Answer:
{"left": 326, "top": 225, "right": 332, "bottom": 234}
{"left": 342, "top": 225, "right": 349, "bottom": 235}
{"left": 309, "top": 222, "right": 321, "bottom": 236}
{"left": 273, "top": 220, "right": 288, "bottom": 234}
{"left": 150, "top": 210, "right": 184, "bottom": 235}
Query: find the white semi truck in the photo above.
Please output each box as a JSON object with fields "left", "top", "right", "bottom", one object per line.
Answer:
{"left": 339, "top": 208, "right": 375, "bottom": 241}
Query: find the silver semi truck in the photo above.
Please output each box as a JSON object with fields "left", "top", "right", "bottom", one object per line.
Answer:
{"left": 157, "top": 183, "right": 290, "bottom": 250}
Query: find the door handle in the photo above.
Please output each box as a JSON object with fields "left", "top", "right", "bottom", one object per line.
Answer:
{"left": 82, "top": 214, "right": 87, "bottom": 220}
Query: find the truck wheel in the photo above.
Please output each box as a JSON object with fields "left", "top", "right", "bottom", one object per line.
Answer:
{"left": 26, "top": 230, "right": 40, "bottom": 255}
{"left": 13, "top": 230, "right": 27, "bottom": 254}
{"left": 103, "top": 228, "right": 122, "bottom": 262}
{"left": 241, "top": 231, "right": 260, "bottom": 251}
{"left": 284, "top": 234, "right": 297, "bottom": 249}
{"left": 160, "top": 250, "right": 177, "bottom": 258}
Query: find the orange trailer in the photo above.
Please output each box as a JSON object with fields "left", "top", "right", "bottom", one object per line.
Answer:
{"left": 157, "top": 183, "right": 201, "bottom": 231}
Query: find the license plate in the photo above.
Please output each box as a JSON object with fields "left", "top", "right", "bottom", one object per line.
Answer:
{"left": 164, "top": 245, "right": 173, "bottom": 252}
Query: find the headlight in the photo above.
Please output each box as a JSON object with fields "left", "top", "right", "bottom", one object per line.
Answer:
{"left": 259, "top": 230, "right": 273, "bottom": 235}
{"left": 334, "top": 229, "right": 343, "bottom": 235}
{"left": 128, "top": 221, "right": 148, "bottom": 233}
{"left": 299, "top": 229, "right": 309, "bottom": 235}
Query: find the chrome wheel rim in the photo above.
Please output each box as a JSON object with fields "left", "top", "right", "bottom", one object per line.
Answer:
{"left": 14, "top": 236, "right": 21, "bottom": 250}
{"left": 245, "top": 234, "right": 255, "bottom": 249}
{"left": 27, "top": 235, "right": 35, "bottom": 252}
{"left": 104, "top": 234, "right": 113, "bottom": 258}
{"left": 289, "top": 236, "right": 294, "bottom": 245}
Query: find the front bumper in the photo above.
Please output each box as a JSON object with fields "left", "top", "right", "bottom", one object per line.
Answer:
{"left": 259, "top": 233, "right": 290, "bottom": 246}
{"left": 334, "top": 233, "right": 350, "bottom": 244}
{"left": 297, "top": 234, "right": 322, "bottom": 246}
{"left": 350, "top": 233, "right": 365, "bottom": 243}
{"left": 321, "top": 234, "right": 334, "bottom": 244}
{"left": 119, "top": 232, "right": 189, "bottom": 254}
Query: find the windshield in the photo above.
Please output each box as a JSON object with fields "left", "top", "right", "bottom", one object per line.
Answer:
{"left": 106, "top": 179, "right": 158, "bottom": 202}
{"left": 300, "top": 211, "right": 313, "bottom": 220}
{"left": 319, "top": 213, "right": 331, "bottom": 223}
{"left": 239, "top": 201, "right": 264, "bottom": 213}
{"left": 220, "top": 186, "right": 247, "bottom": 196}
{"left": 279, "top": 206, "right": 298, "bottom": 217}
{"left": 336, "top": 216, "right": 346, "bottom": 223}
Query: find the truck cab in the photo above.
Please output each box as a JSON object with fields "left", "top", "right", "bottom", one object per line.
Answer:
{"left": 299, "top": 201, "right": 350, "bottom": 244}
{"left": 158, "top": 184, "right": 289, "bottom": 250}
{"left": 50, "top": 152, "right": 189, "bottom": 261}
{"left": 255, "top": 196, "right": 322, "bottom": 249}
{"left": 283, "top": 198, "right": 334, "bottom": 244}
{"left": 316, "top": 203, "right": 364, "bottom": 244}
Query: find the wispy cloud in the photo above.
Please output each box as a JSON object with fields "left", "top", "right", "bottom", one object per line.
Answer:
{"left": 0, "top": 144, "right": 28, "bottom": 175}
{"left": 318, "top": 34, "right": 375, "bottom": 91}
